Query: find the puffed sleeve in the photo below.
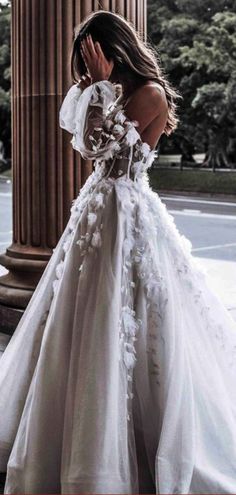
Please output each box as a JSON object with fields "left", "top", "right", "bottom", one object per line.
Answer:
{"left": 59, "top": 80, "right": 141, "bottom": 161}
{"left": 59, "top": 83, "right": 83, "bottom": 134}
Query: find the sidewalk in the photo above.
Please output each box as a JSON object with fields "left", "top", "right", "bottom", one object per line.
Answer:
{"left": 195, "top": 257, "right": 236, "bottom": 321}
{"left": 0, "top": 265, "right": 7, "bottom": 277}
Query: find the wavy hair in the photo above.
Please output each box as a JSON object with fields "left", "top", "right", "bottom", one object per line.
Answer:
{"left": 71, "top": 10, "right": 181, "bottom": 135}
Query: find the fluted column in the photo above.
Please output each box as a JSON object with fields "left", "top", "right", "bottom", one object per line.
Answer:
{"left": 0, "top": 0, "right": 146, "bottom": 316}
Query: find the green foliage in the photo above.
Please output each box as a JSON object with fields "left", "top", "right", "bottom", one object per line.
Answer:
{"left": 147, "top": 0, "right": 236, "bottom": 168}
{"left": 0, "top": 0, "right": 11, "bottom": 159}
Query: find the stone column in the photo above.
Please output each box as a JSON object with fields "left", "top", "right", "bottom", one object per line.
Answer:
{"left": 0, "top": 0, "right": 147, "bottom": 329}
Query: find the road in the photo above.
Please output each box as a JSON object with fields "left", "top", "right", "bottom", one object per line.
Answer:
{"left": 159, "top": 194, "right": 236, "bottom": 262}
{"left": 159, "top": 193, "right": 236, "bottom": 320}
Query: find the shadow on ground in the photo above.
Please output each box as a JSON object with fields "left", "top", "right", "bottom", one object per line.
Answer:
{"left": 0, "top": 473, "right": 5, "bottom": 493}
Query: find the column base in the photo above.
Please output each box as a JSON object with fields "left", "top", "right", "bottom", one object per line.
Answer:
{"left": 0, "top": 245, "right": 51, "bottom": 310}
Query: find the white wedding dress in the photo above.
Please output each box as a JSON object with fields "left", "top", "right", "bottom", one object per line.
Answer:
{"left": 0, "top": 80, "right": 236, "bottom": 495}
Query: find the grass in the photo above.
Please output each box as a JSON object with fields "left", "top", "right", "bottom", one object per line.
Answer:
{"left": 149, "top": 168, "right": 236, "bottom": 195}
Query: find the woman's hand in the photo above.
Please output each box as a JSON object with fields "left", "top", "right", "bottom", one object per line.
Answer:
{"left": 77, "top": 73, "right": 92, "bottom": 91}
{"left": 80, "top": 34, "right": 114, "bottom": 84}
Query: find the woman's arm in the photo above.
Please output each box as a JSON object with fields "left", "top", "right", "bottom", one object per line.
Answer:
{"left": 59, "top": 34, "right": 141, "bottom": 160}
{"left": 59, "top": 83, "right": 83, "bottom": 135}
{"left": 59, "top": 35, "right": 168, "bottom": 160}
{"left": 59, "top": 80, "right": 141, "bottom": 161}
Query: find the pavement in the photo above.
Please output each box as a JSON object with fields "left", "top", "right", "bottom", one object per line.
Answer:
{"left": 0, "top": 175, "right": 12, "bottom": 256}
{"left": 0, "top": 265, "right": 7, "bottom": 277}
{"left": 194, "top": 257, "right": 236, "bottom": 320}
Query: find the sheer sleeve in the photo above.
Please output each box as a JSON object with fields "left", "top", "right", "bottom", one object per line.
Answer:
{"left": 59, "top": 83, "right": 83, "bottom": 135}
{"left": 59, "top": 80, "right": 141, "bottom": 161}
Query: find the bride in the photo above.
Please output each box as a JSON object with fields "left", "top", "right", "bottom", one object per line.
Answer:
{"left": 1, "top": 9, "right": 236, "bottom": 495}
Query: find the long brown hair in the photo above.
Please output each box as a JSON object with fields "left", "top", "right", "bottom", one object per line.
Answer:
{"left": 71, "top": 10, "right": 181, "bottom": 136}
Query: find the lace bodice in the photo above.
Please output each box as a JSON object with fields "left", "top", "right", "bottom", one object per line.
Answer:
{"left": 59, "top": 80, "right": 158, "bottom": 181}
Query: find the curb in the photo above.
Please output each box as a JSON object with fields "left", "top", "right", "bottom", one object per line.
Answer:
{"left": 158, "top": 190, "right": 236, "bottom": 203}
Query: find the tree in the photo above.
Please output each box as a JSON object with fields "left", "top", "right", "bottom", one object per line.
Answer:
{"left": 147, "top": 0, "right": 236, "bottom": 168}
{"left": 0, "top": 0, "right": 11, "bottom": 160}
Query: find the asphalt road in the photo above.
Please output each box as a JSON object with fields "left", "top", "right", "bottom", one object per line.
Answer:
{"left": 159, "top": 193, "right": 236, "bottom": 262}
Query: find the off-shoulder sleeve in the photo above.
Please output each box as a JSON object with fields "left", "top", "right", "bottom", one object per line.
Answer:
{"left": 59, "top": 80, "right": 140, "bottom": 161}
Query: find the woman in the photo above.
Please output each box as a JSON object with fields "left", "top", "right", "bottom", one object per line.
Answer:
{"left": 1, "top": 10, "right": 236, "bottom": 495}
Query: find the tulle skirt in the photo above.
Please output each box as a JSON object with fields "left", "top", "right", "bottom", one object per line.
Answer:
{"left": 1, "top": 165, "right": 236, "bottom": 494}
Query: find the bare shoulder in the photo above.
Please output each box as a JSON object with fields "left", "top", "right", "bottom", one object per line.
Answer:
{"left": 124, "top": 80, "right": 169, "bottom": 137}
{"left": 126, "top": 81, "right": 169, "bottom": 147}
{"left": 131, "top": 81, "right": 168, "bottom": 115}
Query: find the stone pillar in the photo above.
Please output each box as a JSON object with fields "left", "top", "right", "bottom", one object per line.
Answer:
{"left": 0, "top": 0, "right": 146, "bottom": 327}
